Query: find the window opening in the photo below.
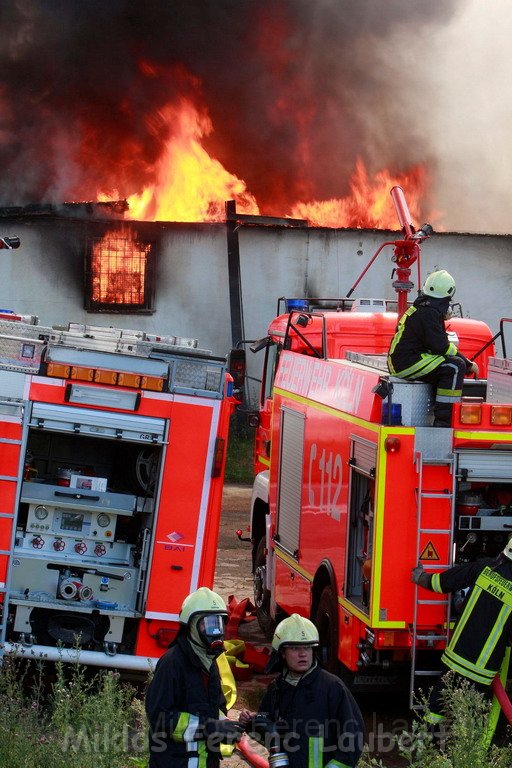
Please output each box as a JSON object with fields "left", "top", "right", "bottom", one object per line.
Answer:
{"left": 86, "top": 226, "right": 154, "bottom": 312}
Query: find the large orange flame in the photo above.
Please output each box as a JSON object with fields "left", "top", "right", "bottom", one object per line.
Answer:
{"left": 290, "top": 160, "right": 428, "bottom": 229}
{"left": 123, "top": 99, "right": 259, "bottom": 222}
{"left": 99, "top": 98, "right": 431, "bottom": 229}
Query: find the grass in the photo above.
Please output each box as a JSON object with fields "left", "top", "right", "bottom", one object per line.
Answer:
{"left": 1, "top": 652, "right": 511, "bottom": 768}
{"left": 0, "top": 651, "right": 149, "bottom": 768}
{"left": 360, "top": 674, "right": 512, "bottom": 767}
{"left": 225, "top": 418, "right": 254, "bottom": 484}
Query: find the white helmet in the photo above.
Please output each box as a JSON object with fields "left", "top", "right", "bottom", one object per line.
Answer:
{"left": 271, "top": 614, "right": 319, "bottom": 652}
{"left": 502, "top": 536, "right": 512, "bottom": 560}
{"left": 422, "top": 269, "right": 456, "bottom": 299}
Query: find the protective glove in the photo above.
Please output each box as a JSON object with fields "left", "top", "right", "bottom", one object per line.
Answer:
{"left": 468, "top": 361, "right": 479, "bottom": 377}
{"left": 411, "top": 565, "right": 430, "bottom": 588}
{"left": 203, "top": 718, "right": 244, "bottom": 744}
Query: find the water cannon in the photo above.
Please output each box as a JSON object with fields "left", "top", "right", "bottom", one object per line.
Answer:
{"left": 411, "top": 223, "right": 434, "bottom": 242}
{"left": 0, "top": 236, "right": 20, "bottom": 249}
{"left": 390, "top": 185, "right": 414, "bottom": 238}
{"left": 346, "top": 187, "right": 433, "bottom": 319}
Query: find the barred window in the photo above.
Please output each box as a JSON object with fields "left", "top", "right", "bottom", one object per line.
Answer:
{"left": 86, "top": 226, "right": 155, "bottom": 313}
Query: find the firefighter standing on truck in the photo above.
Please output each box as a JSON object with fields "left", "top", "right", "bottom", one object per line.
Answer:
{"left": 412, "top": 537, "right": 512, "bottom": 722}
{"left": 145, "top": 587, "right": 243, "bottom": 767}
{"left": 387, "top": 269, "right": 478, "bottom": 427}
{"left": 239, "top": 614, "right": 364, "bottom": 768}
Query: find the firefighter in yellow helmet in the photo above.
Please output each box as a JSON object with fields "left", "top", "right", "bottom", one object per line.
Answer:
{"left": 412, "top": 536, "right": 512, "bottom": 724}
{"left": 145, "top": 587, "right": 243, "bottom": 767}
{"left": 388, "top": 269, "right": 478, "bottom": 427}
{"left": 239, "top": 614, "right": 364, "bottom": 767}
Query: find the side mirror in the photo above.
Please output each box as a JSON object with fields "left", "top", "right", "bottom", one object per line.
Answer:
{"left": 250, "top": 336, "right": 271, "bottom": 354}
{"left": 228, "top": 348, "right": 246, "bottom": 401}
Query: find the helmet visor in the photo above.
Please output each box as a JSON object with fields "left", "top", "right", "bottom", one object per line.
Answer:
{"left": 199, "top": 614, "right": 226, "bottom": 650}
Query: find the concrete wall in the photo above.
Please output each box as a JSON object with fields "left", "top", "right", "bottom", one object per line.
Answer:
{"left": 237, "top": 226, "right": 512, "bottom": 342}
{"left": 0, "top": 215, "right": 510, "bottom": 404}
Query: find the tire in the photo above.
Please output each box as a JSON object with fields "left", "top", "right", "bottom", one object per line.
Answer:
{"left": 315, "top": 585, "right": 339, "bottom": 674}
{"left": 253, "top": 537, "right": 276, "bottom": 640}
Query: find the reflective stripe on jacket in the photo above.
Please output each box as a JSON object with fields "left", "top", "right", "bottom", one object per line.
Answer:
{"left": 258, "top": 663, "right": 364, "bottom": 768}
{"left": 387, "top": 295, "right": 456, "bottom": 379}
{"left": 429, "top": 558, "right": 512, "bottom": 685}
{"left": 146, "top": 634, "right": 227, "bottom": 768}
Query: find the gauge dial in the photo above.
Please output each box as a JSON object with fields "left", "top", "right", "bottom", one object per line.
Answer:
{"left": 34, "top": 505, "right": 49, "bottom": 521}
{"left": 97, "top": 513, "right": 111, "bottom": 528}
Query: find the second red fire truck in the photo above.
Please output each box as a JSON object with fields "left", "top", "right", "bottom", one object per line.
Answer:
{"left": 247, "top": 188, "right": 512, "bottom": 702}
{"left": 0, "top": 304, "right": 235, "bottom": 670}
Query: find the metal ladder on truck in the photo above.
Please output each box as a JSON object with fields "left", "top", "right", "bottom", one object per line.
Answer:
{"left": 409, "top": 447, "right": 456, "bottom": 710}
{"left": 0, "top": 394, "right": 28, "bottom": 660}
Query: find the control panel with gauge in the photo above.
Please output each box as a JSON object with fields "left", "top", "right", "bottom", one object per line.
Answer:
{"left": 11, "top": 486, "right": 141, "bottom": 613}
{"left": 26, "top": 503, "right": 116, "bottom": 541}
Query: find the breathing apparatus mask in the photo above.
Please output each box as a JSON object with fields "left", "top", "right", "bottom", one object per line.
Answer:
{"left": 197, "top": 613, "right": 226, "bottom": 653}
{"left": 179, "top": 587, "right": 228, "bottom": 659}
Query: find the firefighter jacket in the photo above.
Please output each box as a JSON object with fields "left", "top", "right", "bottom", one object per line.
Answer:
{"left": 145, "top": 633, "right": 227, "bottom": 768}
{"left": 427, "top": 557, "right": 512, "bottom": 685}
{"left": 387, "top": 294, "right": 469, "bottom": 379}
{"left": 258, "top": 663, "right": 364, "bottom": 768}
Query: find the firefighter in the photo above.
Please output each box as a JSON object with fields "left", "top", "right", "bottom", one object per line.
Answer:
{"left": 239, "top": 614, "right": 364, "bottom": 767}
{"left": 411, "top": 537, "right": 512, "bottom": 723}
{"left": 387, "top": 269, "right": 479, "bottom": 427}
{"left": 145, "top": 586, "right": 243, "bottom": 767}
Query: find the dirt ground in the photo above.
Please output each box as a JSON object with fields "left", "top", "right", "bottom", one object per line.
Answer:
{"left": 213, "top": 484, "right": 270, "bottom": 766}
{"left": 213, "top": 485, "right": 407, "bottom": 767}
{"left": 214, "top": 484, "right": 255, "bottom": 611}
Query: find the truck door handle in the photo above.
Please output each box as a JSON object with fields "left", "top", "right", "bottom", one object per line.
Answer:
{"left": 54, "top": 491, "right": 100, "bottom": 501}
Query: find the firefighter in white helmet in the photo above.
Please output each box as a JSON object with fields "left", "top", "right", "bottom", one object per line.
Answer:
{"left": 412, "top": 536, "right": 512, "bottom": 724}
{"left": 239, "top": 614, "right": 364, "bottom": 767}
{"left": 146, "top": 587, "right": 243, "bottom": 767}
{"left": 388, "top": 269, "right": 479, "bottom": 427}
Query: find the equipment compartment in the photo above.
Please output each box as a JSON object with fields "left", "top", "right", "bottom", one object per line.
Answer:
{"left": 8, "top": 411, "right": 164, "bottom": 655}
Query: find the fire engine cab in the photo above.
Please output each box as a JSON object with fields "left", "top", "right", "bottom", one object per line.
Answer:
{"left": 248, "top": 191, "right": 512, "bottom": 702}
{"left": 0, "top": 309, "right": 234, "bottom": 670}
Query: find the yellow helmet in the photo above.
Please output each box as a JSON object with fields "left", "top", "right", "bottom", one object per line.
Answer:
{"left": 271, "top": 613, "right": 319, "bottom": 651}
{"left": 179, "top": 587, "right": 228, "bottom": 625}
{"left": 422, "top": 269, "right": 456, "bottom": 299}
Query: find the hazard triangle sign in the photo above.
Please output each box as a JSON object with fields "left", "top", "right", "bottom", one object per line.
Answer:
{"left": 419, "top": 540, "right": 440, "bottom": 561}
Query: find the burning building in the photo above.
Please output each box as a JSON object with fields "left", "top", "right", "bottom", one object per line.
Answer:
{"left": 0, "top": 1, "right": 510, "bottom": 234}
{"left": 0, "top": 0, "right": 511, "bottom": 384}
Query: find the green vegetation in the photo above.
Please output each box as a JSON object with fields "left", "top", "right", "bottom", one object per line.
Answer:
{"left": 225, "top": 419, "right": 254, "bottom": 484}
{"left": 0, "top": 651, "right": 148, "bottom": 768}
{"left": 360, "top": 675, "right": 512, "bottom": 767}
{"left": 1, "top": 652, "right": 511, "bottom": 768}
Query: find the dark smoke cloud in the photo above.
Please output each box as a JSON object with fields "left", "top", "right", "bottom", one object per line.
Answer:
{"left": 0, "top": 0, "right": 470, "bottom": 224}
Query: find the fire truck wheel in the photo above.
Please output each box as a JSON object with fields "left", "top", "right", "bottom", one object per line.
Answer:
{"left": 253, "top": 537, "right": 276, "bottom": 640}
{"left": 316, "top": 585, "right": 339, "bottom": 674}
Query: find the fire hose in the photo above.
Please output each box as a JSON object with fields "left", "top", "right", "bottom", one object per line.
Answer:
{"left": 236, "top": 715, "right": 290, "bottom": 768}
{"left": 491, "top": 672, "right": 512, "bottom": 723}
{"left": 236, "top": 736, "right": 269, "bottom": 768}
{"left": 482, "top": 647, "right": 512, "bottom": 749}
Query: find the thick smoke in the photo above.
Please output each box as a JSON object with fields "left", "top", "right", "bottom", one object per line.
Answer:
{"left": 0, "top": 0, "right": 508, "bottom": 232}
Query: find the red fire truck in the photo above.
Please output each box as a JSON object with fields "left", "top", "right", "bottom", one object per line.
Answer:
{"left": 248, "top": 189, "right": 512, "bottom": 701}
{"left": 0, "top": 307, "right": 235, "bottom": 670}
